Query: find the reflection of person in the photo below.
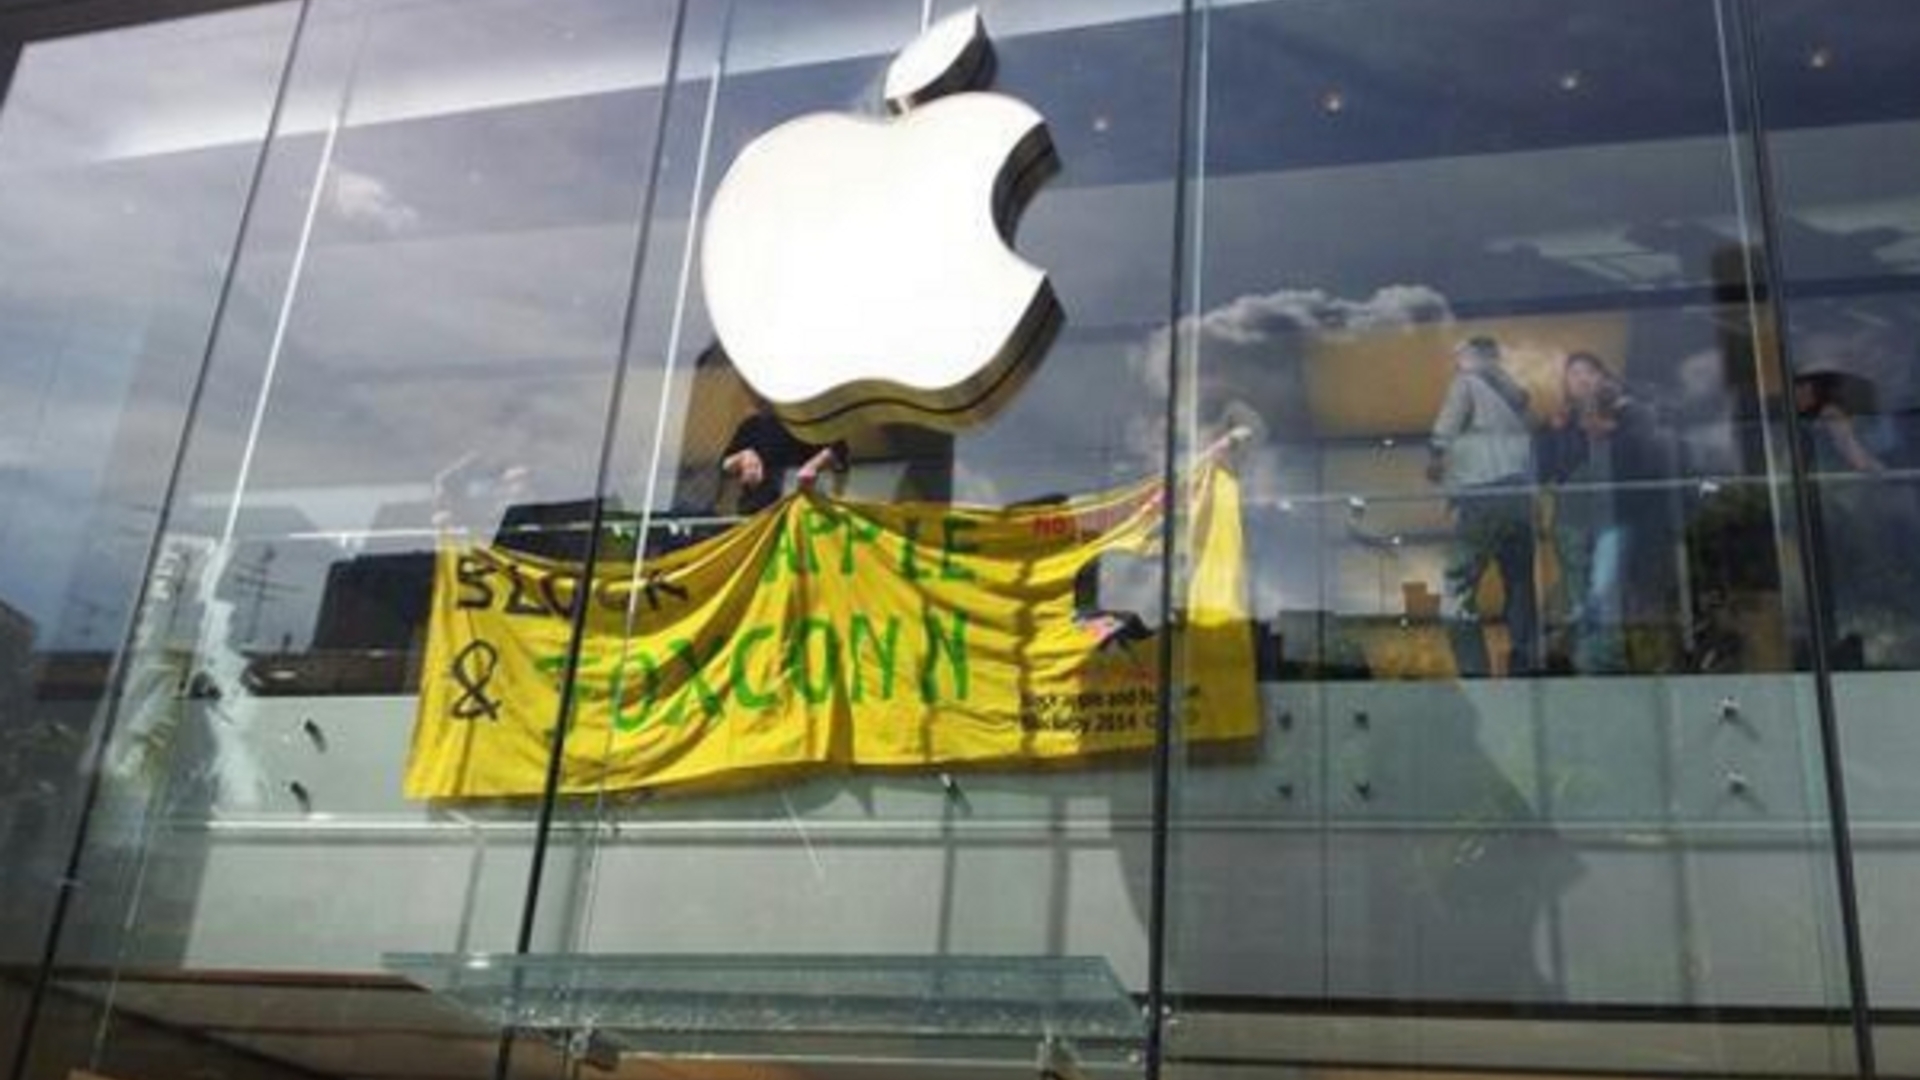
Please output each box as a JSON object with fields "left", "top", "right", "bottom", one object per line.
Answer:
{"left": 1795, "top": 368, "right": 1895, "bottom": 475}
{"left": 1428, "top": 336, "right": 1539, "bottom": 676}
{"left": 1539, "top": 352, "right": 1670, "bottom": 673}
{"left": 720, "top": 408, "right": 848, "bottom": 515}
{"left": 1106, "top": 675, "right": 1582, "bottom": 1003}
{"left": 1795, "top": 362, "right": 1920, "bottom": 667}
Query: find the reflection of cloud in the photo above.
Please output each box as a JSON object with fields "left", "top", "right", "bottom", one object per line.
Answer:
{"left": 950, "top": 461, "right": 1004, "bottom": 507}
{"left": 0, "top": 141, "right": 272, "bottom": 643}
{"left": 1143, "top": 283, "right": 1453, "bottom": 368}
{"left": 1129, "top": 283, "right": 1454, "bottom": 445}
{"left": 329, "top": 168, "right": 420, "bottom": 233}
{"left": 1126, "top": 285, "right": 1455, "bottom": 619}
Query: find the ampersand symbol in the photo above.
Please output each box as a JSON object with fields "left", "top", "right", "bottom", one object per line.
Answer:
{"left": 450, "top": 640, "right": 502, "bottom": 722}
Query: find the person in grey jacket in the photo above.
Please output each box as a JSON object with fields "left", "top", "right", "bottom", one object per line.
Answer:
{"left": 1428, "top": 336, "right": 1539, "bottom": 676}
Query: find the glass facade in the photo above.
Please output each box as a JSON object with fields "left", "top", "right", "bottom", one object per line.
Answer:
{"left": 0, "top": 2, "right": 1917, "bottom": 1079}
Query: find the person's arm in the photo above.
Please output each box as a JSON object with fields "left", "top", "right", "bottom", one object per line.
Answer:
{"left": 721, "top": 416, "right": 768, "bottom": 487}
{"left": 1820, "top": 404, "right": 1888, "bottom": 473}
{"left": 1200, "top": 425, "right": 1253, "bottom": 461}
{"left": 794, "top": 438, "right": 850, "bottom": 487}
{"left": 722, "top": 447, "right": 765, "bottom": 486}
{"left": 1428, "top": 376, "right": 1470, "bottom": 482}
{"left": 1477, "top": 365, "right": 1531, "bottom": 415}
{"left": 794, "top": 445, "right": 837, "bottom": 486}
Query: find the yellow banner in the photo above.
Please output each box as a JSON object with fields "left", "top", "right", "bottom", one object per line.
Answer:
{"left": 405, "top": 461, "right": 1258, "bottom": 799}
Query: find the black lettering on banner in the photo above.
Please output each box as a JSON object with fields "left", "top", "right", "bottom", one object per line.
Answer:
{"left": 449, "top": 639, "right": 502, "bottom": 721}
{"left": 456, "top": 553, "right": 498, "bottom": 609}
{"left": 504, "top": 564, "right": 552, "bottom": 617}
{"left": 638, "top": 568, "right": 690, "bottom": 612}
{"left": 595, "top": 577, "right": 627, "bottom": 613}
{"left": 538, "top": 570, "right": 583, "bottom": 620}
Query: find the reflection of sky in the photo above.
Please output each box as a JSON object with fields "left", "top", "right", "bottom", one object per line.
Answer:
{"left": 0, "top": 3, "right": 297, "bottom": 169}
{"left": 6, "top": 0, "right": 1920, "bottom": 646}
{"left": 0, "top": 7, "right": 298, "bottom": 649}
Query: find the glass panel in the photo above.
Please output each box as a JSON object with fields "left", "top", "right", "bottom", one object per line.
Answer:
{"left": 0, "top": 5, "right": 298, "bottom": 1071}
{"left": 1750, "top": 1, "right": 1920, "bottom": 1073}
{"left": 1166, "top": 0, "right": 1860, "bottom": 1076}
{"left": 386, "top": 952, "right": 1143, "bottom": 1046}
{"left": 507, "top": 0, "right": 1187, "bottom": 1072}
{"left": 24, "top": 2, "right": 682, "bottom": 1079}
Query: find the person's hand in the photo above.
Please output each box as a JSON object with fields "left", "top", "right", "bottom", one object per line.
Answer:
{"left": 725, "top": 448, "right": 766, "bottom": 488}
{"left": 1198, "top": 425, "right": 1254, "bottom": 461}
{"left": 794, "top": 446, "right": 837, "bottom": 489}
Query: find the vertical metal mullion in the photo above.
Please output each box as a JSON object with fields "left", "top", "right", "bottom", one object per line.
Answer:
{"left": 1144, "top": 0, "right": 1202, "bottom": 1077}
{"left": 491, "top": 3, "right": 694, "bottom": 1077}
{"left": 4, "top": 4, "right": 315, "bottom": 1079}
{"left": 1724, "top": 1, "right": 1877, "bottom": 1074}
{"left": 571, "top": 0, "right": 734, "bottom": 965}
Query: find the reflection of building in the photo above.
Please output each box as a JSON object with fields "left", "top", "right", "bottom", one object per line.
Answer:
{"left": 5, "top": 3, "right": 1920, "bottom": 1080}
{"left": 286, "top": 500, "right": 619, "bottom": 695}
{"left": 0, "top": 598, "right": 34, "bottom": 705}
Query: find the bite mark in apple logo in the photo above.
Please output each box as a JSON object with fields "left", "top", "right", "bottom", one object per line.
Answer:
{"left": 701, "top": 6, "right": 1060, "bottom": 440}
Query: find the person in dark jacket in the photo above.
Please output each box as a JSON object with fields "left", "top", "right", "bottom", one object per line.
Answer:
{"left": 720, "top": 408, "right": 848, "bottom": 516}
{"left": 1539, "top": 351, "right": 1672, "bottom": 673}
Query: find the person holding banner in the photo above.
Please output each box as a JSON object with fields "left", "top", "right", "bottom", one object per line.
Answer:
{"left": 405, "top": 425, "right": 1263, "bottom": 800}
{"left": 720, "top": 407, "right": 849, "bottom": 514}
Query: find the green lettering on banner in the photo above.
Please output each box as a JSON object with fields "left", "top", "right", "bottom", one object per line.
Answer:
{"left": 534, "top": 651, "right": 568, "bottom": 689}
{"left": 848, "top": 613, "right": 900, "bottom": 703}
{"left": 939, "top": 517, "right": 978, "bottom": 581}
{"left": 669, "top": 638, "right": 728, "bottom": 721}
{"left": 899, "top": 518, "right": 925, "bottom": 581}
{"left": 763, "top": 524, "right": 802, "bottom": 584}
{"left": 610, "top": 651, "right": 660, "bottom": 732}
{"left": 731, "top": 625, "right": 779, "bottom": 709}
{"left": 567, "top": 648, "right": 610, "bottom": 702}
{"left": 787, "top": 617, "right": 841, "bottom": 705}
{"left": 840, "top": 514, "right": 882, "bottom": 576}
{"left": 799, "top": 506, "right": 837, "bottom": 575}
{"left": 919, "top": 610, "right": 969, "bottom": 703}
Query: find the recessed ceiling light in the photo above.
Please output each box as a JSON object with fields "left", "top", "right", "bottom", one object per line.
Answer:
{"left": 1319, "top": 89, "right": 1346, "bottom": 115}
{"left": 1558, "top": 69, "right": 1584, "bottom": 92}
{"left": 1808, "top": 45, "right": 1834, "bottom": 70}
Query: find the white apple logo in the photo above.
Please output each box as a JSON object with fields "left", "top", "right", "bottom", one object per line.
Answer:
{"left": 700, "top": 6, "right": 1059, "bottom": 439}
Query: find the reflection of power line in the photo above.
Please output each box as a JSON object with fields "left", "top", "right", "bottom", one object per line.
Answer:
{"left": 228, "top": 546, "right": 301, "bottom": 647}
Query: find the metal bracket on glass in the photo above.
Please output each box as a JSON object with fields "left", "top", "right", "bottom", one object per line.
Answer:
{"left": 1037, "top": 1034, "right": 1089, "bottom": 1080}
{"left": 561, "top": 1028, "right": 621, "bottom": 1072}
